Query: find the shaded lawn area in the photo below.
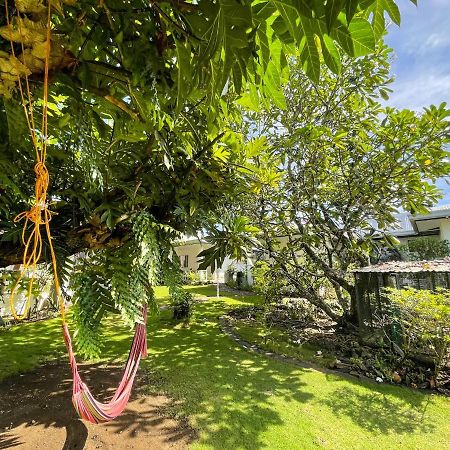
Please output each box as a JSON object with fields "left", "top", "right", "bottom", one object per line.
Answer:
{"left": 232, "top": 321, "right": 337, "bottom": 367}
{"left": 0, "top": 285, "right": 449, "bottom": 449}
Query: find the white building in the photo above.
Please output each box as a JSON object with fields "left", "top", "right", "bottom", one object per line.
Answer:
{"left": 174, "top": 205, "right": 450, "bottom": 285}
{"left": 173, "top": 237, "right": 253, "bottom": 285}
{"left": 389, "top": 204, "right": 450, "bottom": 244}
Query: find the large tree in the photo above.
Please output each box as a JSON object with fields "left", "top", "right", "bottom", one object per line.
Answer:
{"left": 0, "top": 1, "right": 414, "bottom": 262}
{"left": 0, "top": 1, "right": 415, "bottom": 350}
{"left": 202, "top": 45, "right": 450, "bottom": 323}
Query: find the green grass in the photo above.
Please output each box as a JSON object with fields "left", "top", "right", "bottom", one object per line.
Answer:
{"left": 233, "top": 321, "right": 336, "bottom": 368}
{"left": 1, "top": 285, "right": 450, "bottom": 449}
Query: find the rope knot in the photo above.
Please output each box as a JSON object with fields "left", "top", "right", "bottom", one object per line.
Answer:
{"left": 34, "top": 161, "right": 49, "bottom": 178}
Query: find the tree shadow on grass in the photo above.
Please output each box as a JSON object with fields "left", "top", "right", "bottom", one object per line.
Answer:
{"left": 0, "top": 318, "right": 65, "bottom": 382}
{"left": 127, "top": 299, "right": 315, "bottom": 449}
{"left": 0, "top": 434, "right": 22, "bottom": 449}
{"left": 321, "top": 375, "right": 435, "bottom": 435}
{"left": 2, "top": 295, "right": 291, "bottom": 450}
{"left": 4, "top": 292, "right": 438, "bottom": 449}
{"left": 0, "top": 360, "right": 89, "bottom": 449}
{"left": 132, "top": 295, "right": 441, "bottom": 448}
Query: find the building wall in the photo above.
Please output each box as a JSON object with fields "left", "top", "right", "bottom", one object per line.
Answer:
{"left": 174, "top": 242, "right": 254, "bottom": 284}
{"left": 440, "top": 218, "right": 450, "bottom": 241}
{"left": 174, "top": 242, "right": 211, "bottom": 274}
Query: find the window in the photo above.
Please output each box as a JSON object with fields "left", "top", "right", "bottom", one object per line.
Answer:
{"left": 183, "top": 255, "right": 189, "bottom": 268}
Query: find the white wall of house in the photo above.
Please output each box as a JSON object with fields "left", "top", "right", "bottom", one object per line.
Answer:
{"left": 221, "top": 256, "right": 254, "bottom": 285}
{"left": 174, "top": 240, "right": 254, "bottom": 284}
{"left": 1, "top": 282, "right": 52, "bottom": 320}
{"left": 440, "top": 218, "right": 450, "bottom": 241}
{"left": 174, "top": 241, "right": 211, "bottom": 274}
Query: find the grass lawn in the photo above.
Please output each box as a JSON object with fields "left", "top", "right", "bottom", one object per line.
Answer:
{"left": 232, "top": 321, "right": 337, "bottom": 368}
{"left": 1, "top": 285, "right": 449, "bottom": 449}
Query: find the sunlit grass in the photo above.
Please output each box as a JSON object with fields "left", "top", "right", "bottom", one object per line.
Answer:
{"left": 1, "top": 284, "right": 450, "bottom": 449}
{"left": 232, "top": 322, "right": 336, "bottom": 367}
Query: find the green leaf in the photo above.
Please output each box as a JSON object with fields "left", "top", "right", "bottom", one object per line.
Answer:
{"left": 263, "top": 39, "right": 287, "bottom": 108}
{"left": 370, "top": 0, "right": 401, "bottom": 40}
{"left": 175, "top": 39, "right": 191, "bottom": 114}
{"left": 384, "top": 0, "right": 401, "bottom": 25}
{"left": 299, "top": 17, "right": 321, "bottom": 82}
{"left": 371, "top": 0, "right": 386, "bottom": 41}
{"left": 325, "top": 0, "right": 344, "bottom": 32}
{"left": 294, "top": 0, "right": 314, "bottom": 17}
{"left": 58, "top": 113, "right": 71, "bottom": 128}
{"left": 246, "top": 136, "right": 268, "bottom": 158}
{"left": 379, "top": 88, "right": 390, "bottom": 101}
{"left": 257, "top": 22, "right": 271, "bottom": 73}
{"left": 348, "top": 18, "right": 375, "bottom": 56}
{"left": 115, "top": 31, "right": 124, "bottom": 44}
{"left": 321, "top": 34, "right": 341, "bottom": 74}
{"left": 345, "top": 0, "right": 359, "bottom": 23}
{"left": 271, "top": 1, "right": 301, "bottom": 41}
{"left": 331, "top": 20, "right": 354, "bottom": 56}
{"left": 189, "top": 199, "right": 197, "bottom": 216}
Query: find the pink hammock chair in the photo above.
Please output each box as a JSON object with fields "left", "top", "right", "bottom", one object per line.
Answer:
{"left": 62, "top": 307, "right": 148, "bottom": 424}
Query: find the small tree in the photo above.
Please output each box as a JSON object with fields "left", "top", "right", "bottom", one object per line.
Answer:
{"left": 386, "top": 288, "right": 450, "bottom": 384}
{"left": 399, "top": 237, "right": 450, "bottom": 261}
{"left": 205, "top": 46, "right": 450, "bottom": 324}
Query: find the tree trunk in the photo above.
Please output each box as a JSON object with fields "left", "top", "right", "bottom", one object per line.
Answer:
{"left": 0, "top": 222, "right": 130, "bottom": 268}
{"left": 337, "top": 287, "right": 358, "bottom": 328}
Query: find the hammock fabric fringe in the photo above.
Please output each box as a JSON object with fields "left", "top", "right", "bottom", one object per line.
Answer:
{"left": 62, "top": 308, "right": 148, "bottom": 424}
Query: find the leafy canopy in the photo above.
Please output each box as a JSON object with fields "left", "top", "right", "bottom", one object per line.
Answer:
{"left": 0, "top": 0, "right": 416, "bottom": 351}
{"left": 202, "top": 45, "right": 450, "bottom": 322}
{"left": 0, "top": 0, "right": 415, "bottom": 245}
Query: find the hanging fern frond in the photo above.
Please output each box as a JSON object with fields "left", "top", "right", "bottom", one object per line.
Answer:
{"left": 70, "top": 212, "right": 161, "bottom": 357}
{"left": 52, "top": 241, "right": 75, "bottom": 295}
{"left": 71, "top": 267, "right": 111, "bottom": 358}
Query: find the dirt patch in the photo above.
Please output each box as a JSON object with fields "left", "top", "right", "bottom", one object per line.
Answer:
{"left": 0, "top": 361, "right": 195, "bottom": 449}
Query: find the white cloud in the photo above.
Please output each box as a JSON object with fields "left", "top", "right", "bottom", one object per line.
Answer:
{"left": 385, "top": 2, "right": 450, "bottom": 110}
{"left": 425, "top": 33, "right": 450, "bottom": 49}
{"left": 413, "top": 33, "right": 450, "bottom": 55}
{"left": 388, "top": 72, "right": 450, "bottom": 110}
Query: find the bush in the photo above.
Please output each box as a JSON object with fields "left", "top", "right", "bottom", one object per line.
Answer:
{"left": 171, "top": 288, "right": 193, "bottom": 320}
{"left": 225, "top": 278, "right": 238, "bottom": 289}
{"left": 398, "top": 237, "right": 450, "bottom": 261}
{"left": 269, "top": 298, "right": 316, "bottom": 323}
{"left": 185, "top": 270, "right": 201, "bottom": 285}
{"left": 252, "top": 261, "right": 285, "bottom": 304}
{"left": 225, "top": 265, "right": 251, "bottom": 290}
{"left": 385, "top": 287, "right": 450, "bottom": 383}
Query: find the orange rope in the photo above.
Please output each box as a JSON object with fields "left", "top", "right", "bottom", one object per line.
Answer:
{"left": 5, "top": 0, "right": 66, "bottom": 323}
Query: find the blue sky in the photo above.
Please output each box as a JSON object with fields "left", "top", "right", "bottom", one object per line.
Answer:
{"left": 384, "top": 0, "right": 450, "bottom": 205}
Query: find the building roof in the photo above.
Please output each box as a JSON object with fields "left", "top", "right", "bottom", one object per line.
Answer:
{"left": 417, "top": 204, "right": 450, "bottom": 214}
{"left": 387, "top": 212, "right": 415, "bottom": 236}
{"left": 389, "top": 204, "right": 450, "bottom": 238}
{"left": 354, "top": 258, "right": 450, "bottom": 273}
{"left": 173, "top": 235, "right": 208, "bottom": 246}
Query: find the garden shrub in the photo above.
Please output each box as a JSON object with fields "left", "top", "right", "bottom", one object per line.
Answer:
{"left": 225, "top": 265, "right": 251, "bottom": 290}
{"left": 185, "top": 270, "right": 201, "bottom": 285}
{"left": 252, "top": 261, "right": 285, "bottom": 304}
{"left": 225, "top": 279, "right": 238, "bottom": 289}
{"left": 385, "top": 287, "right": 450, "bottom": 383}
{"left": 398, "top": 237, "right": 450, "bottom": 261}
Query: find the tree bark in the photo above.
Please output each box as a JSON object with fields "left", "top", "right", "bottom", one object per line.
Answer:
{"left": 0, "top": 223, "right": 130, "bottom": 268}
